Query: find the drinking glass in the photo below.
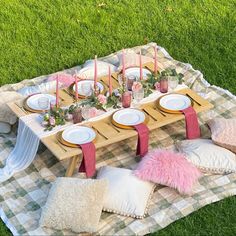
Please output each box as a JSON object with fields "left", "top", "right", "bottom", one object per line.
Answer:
{"left": 38, "top": 97, "right": 50, "bottom": 111}
{"left": 126, "top": 75, "right": 136, "bottom": 91}
{"left": 160, "top": 77, "right": 168, "bottom": 93}
{"left": 82, "top": 106, "right": 91, "bottom": 121}
{"left": 133, "top": 88, "right": 144, "bottom": 107}
{"left": 122, "top": 91, "right": 132, "bottom": 108}
{"left": 168, "top": 77, "right": 179, "bottom": 91}
{"left": 72, "top": 108, "right": 83, "bottom": 124}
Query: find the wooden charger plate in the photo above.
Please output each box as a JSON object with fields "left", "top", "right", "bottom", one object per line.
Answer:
{"left": 156, "top": 93, "right": 194, "bottom": 114}
{"left": 56, "top": 127, "right": 97, "bottom": 148}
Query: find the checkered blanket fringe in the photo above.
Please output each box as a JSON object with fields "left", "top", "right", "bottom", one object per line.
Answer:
{"left": 0, "top": 43, "right": 235, "bottom": 236}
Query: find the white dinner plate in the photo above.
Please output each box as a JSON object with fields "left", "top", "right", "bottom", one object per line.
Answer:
{"left": 62, "top": 126, "right": 96, "bottom": 145}
{"left": 26, "top": 94, "right": 56, "bottom": 111}
{"left": 159, "top": 94, "right": 191, "bottom": 111}
{"left": 73, "top": 80, "right": 104, "bottom": 96}
{"left": 112, "top": 108, "right": 146, "bottom": 126}
{"left": 125, "top": 67, "right": 152, "bottom": 79}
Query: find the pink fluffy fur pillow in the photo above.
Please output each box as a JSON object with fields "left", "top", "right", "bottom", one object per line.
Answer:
{"left": 134, "top": 149, "right": 202, "bottom": 195}
{"left": 48, "top": 73, "right": 75, "bottom": 87}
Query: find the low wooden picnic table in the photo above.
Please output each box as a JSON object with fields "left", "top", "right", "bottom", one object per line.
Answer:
{"left": 8, "top": 63, "right": 214, "bottom": 177}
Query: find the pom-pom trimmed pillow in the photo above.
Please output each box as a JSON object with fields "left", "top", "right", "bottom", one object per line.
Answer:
{"left": 134, "top": 149, "right": 202, "bottom": 195}
{"left": 96, "top": 166, "right": 155, "bottom": 219}
{"left": 176, "top": 139, "right": 236, "bottom": 174}
{"left": 40, "top": 177, "right": 108, "bottom": 233}
{"left": 208, "top": 118, "right": 236, "bottom": 153}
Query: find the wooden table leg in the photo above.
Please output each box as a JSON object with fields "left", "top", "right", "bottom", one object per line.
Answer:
{"left": 65, "top": 155, "right": 79, "bottom": 177}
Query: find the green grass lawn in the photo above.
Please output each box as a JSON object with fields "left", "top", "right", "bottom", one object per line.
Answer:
{"left": 0, "top": 0, "right": 236, "bottom": 235}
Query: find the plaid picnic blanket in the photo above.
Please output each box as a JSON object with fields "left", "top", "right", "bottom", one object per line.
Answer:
{"left": 0, "top": 43, "right": 236, "bottom": 236}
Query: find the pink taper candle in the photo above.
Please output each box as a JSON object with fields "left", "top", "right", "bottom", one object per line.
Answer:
{"left": 74, "top": 75, "right": 78, "bottom": 102}
{"left": 56, "top": 74, "right": 59, "bottom": 107}
{"left": 108, "top": 66, "right": 112, "bottom": 95}
{"left": 122, "top": 49, "right": 125, "bottom": 80}
{"left": 154, "top": 46, "right": 157, "bottom": 75}
{"left": 94, "top": 55, "right": 98, "bottom": 90}
{"left": 139, "top": 50, "right": 143, "bottom": 80}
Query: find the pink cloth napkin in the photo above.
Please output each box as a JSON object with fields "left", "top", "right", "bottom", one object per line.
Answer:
{"left": 134, "top": 123, "right": 149, "bottom": 157}
{"left": 181, "top": 106, "right": 200, "bottom": 139}
{"left": 78, "top": 142, "right": 96, "bottom": 177}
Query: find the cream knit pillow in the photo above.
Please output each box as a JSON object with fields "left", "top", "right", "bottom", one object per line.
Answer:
{"left": 40, "top": 177, "right": 108, "bottom": 233}
{"left": 208, "top": 118, "right": 236, "bottom": 153}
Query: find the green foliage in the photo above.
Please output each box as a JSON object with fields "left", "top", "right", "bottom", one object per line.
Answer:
{"left": 43, "top": 107, "right": 65, "bottom": 131}
{"left": 107, "top": 93, "right": 121, "bottom": 109}
{"left": 160, "top": 68, "right": 184, "bottom": 84}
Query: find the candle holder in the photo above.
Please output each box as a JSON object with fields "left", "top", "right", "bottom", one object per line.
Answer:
{"left": 94, "top": 85, "right": 100, "bottom": 96}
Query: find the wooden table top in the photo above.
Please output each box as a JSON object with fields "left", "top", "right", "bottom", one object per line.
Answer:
{"left": 7, "top": 63, "right": 214, "bottom": 161}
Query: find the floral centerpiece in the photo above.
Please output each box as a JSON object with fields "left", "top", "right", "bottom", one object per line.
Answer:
{"left": 139, "top": 68, "right": 184, "bottom": 96}
{"left": 42, "top": 106, "right": 66, "bottom": 131}
{"left": 80, "top": 90, "right": 121, "bottom": 110}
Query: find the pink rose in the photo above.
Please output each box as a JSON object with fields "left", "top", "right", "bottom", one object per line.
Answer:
{"left": 154, "top": 82, "right": 160, "bottom": 91}
{"left": 49, "top": 117, "right": 56, "bottom": 126}
{"left": 132, "top": 82, "right": 143, "bottom": 92}
{"left": 89, "top": 107, "right": 97, "bottom": 118}
{"left": 97, "top": 94, "right": 107, "bottom": 105}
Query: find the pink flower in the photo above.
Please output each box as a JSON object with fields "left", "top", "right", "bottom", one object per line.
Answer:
{"left": 89, "top": 107, "right": 98, "bottom": 118}
{"left": 154, "top": 82, "right": 160, "bottom": 91}
{"left": 49, "top": 116, "right": 56, "bottom": 126}
{"left": 97, "top": 94, "right": 107, "bottom": 105}
{"left": 132, "top": 82, "right": 143, "bottom": 92}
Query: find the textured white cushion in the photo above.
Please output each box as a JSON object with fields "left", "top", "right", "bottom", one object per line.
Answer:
{"left": 40, "top": 177, "right": 108, "bottom": 233}
{"left": 17, "top": 80, "right": 58, "bottom": 96}
{"left": 176, "top": 139, "right": 236, "bottom": 174}
{"left": 0, "top": 122, "right": 11, "bottom": 134}
{"left": 96, "top": 166, "right": 155, "bottom": 218}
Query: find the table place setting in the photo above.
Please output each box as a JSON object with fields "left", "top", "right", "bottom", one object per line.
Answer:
{"left": 5, "top": 46, "right": 213, "bottom": 180}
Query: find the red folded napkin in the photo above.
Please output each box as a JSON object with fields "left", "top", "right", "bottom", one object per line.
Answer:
{"left": 78, "top": 142, "right": 96, "bottom": 177}
{"left": 181, "top": 106, "right": 200, "bottom": 139}
{"left": 134, "top": 123, "right": 149, "bottom": 157}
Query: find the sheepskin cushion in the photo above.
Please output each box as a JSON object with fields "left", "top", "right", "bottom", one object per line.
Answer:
{"left": 176, "top": 139, "right": 236, "bottom": 174}
{"left": 40, "top": 177, "right": 108, "bottom": 233}
{"left": 78, "top": 60, "right": 117, "bottom": 79}
{"left": 0, "top": 91, "right": 24, "bottom": 124}
{"left": 0, "top": 122, "right": 11, "bottom": 134}
{"left": 134, "top": 149, "right": 202, "bottom": 195}
{"left": 96, "top": 166, "right": 155, "bottom": 219}
{"left": 208, "top": 118, "right": 236, "bottom": 153}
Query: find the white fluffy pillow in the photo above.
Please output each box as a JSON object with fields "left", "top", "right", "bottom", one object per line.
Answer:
{"left": 176, "top": 139, "right": 236, "bottom": 174}
{"left": 40, "top": 177, "right": 108, "bottom": 233}
{"left": 96, "top": 166, "right": 155, "bottom": 219}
